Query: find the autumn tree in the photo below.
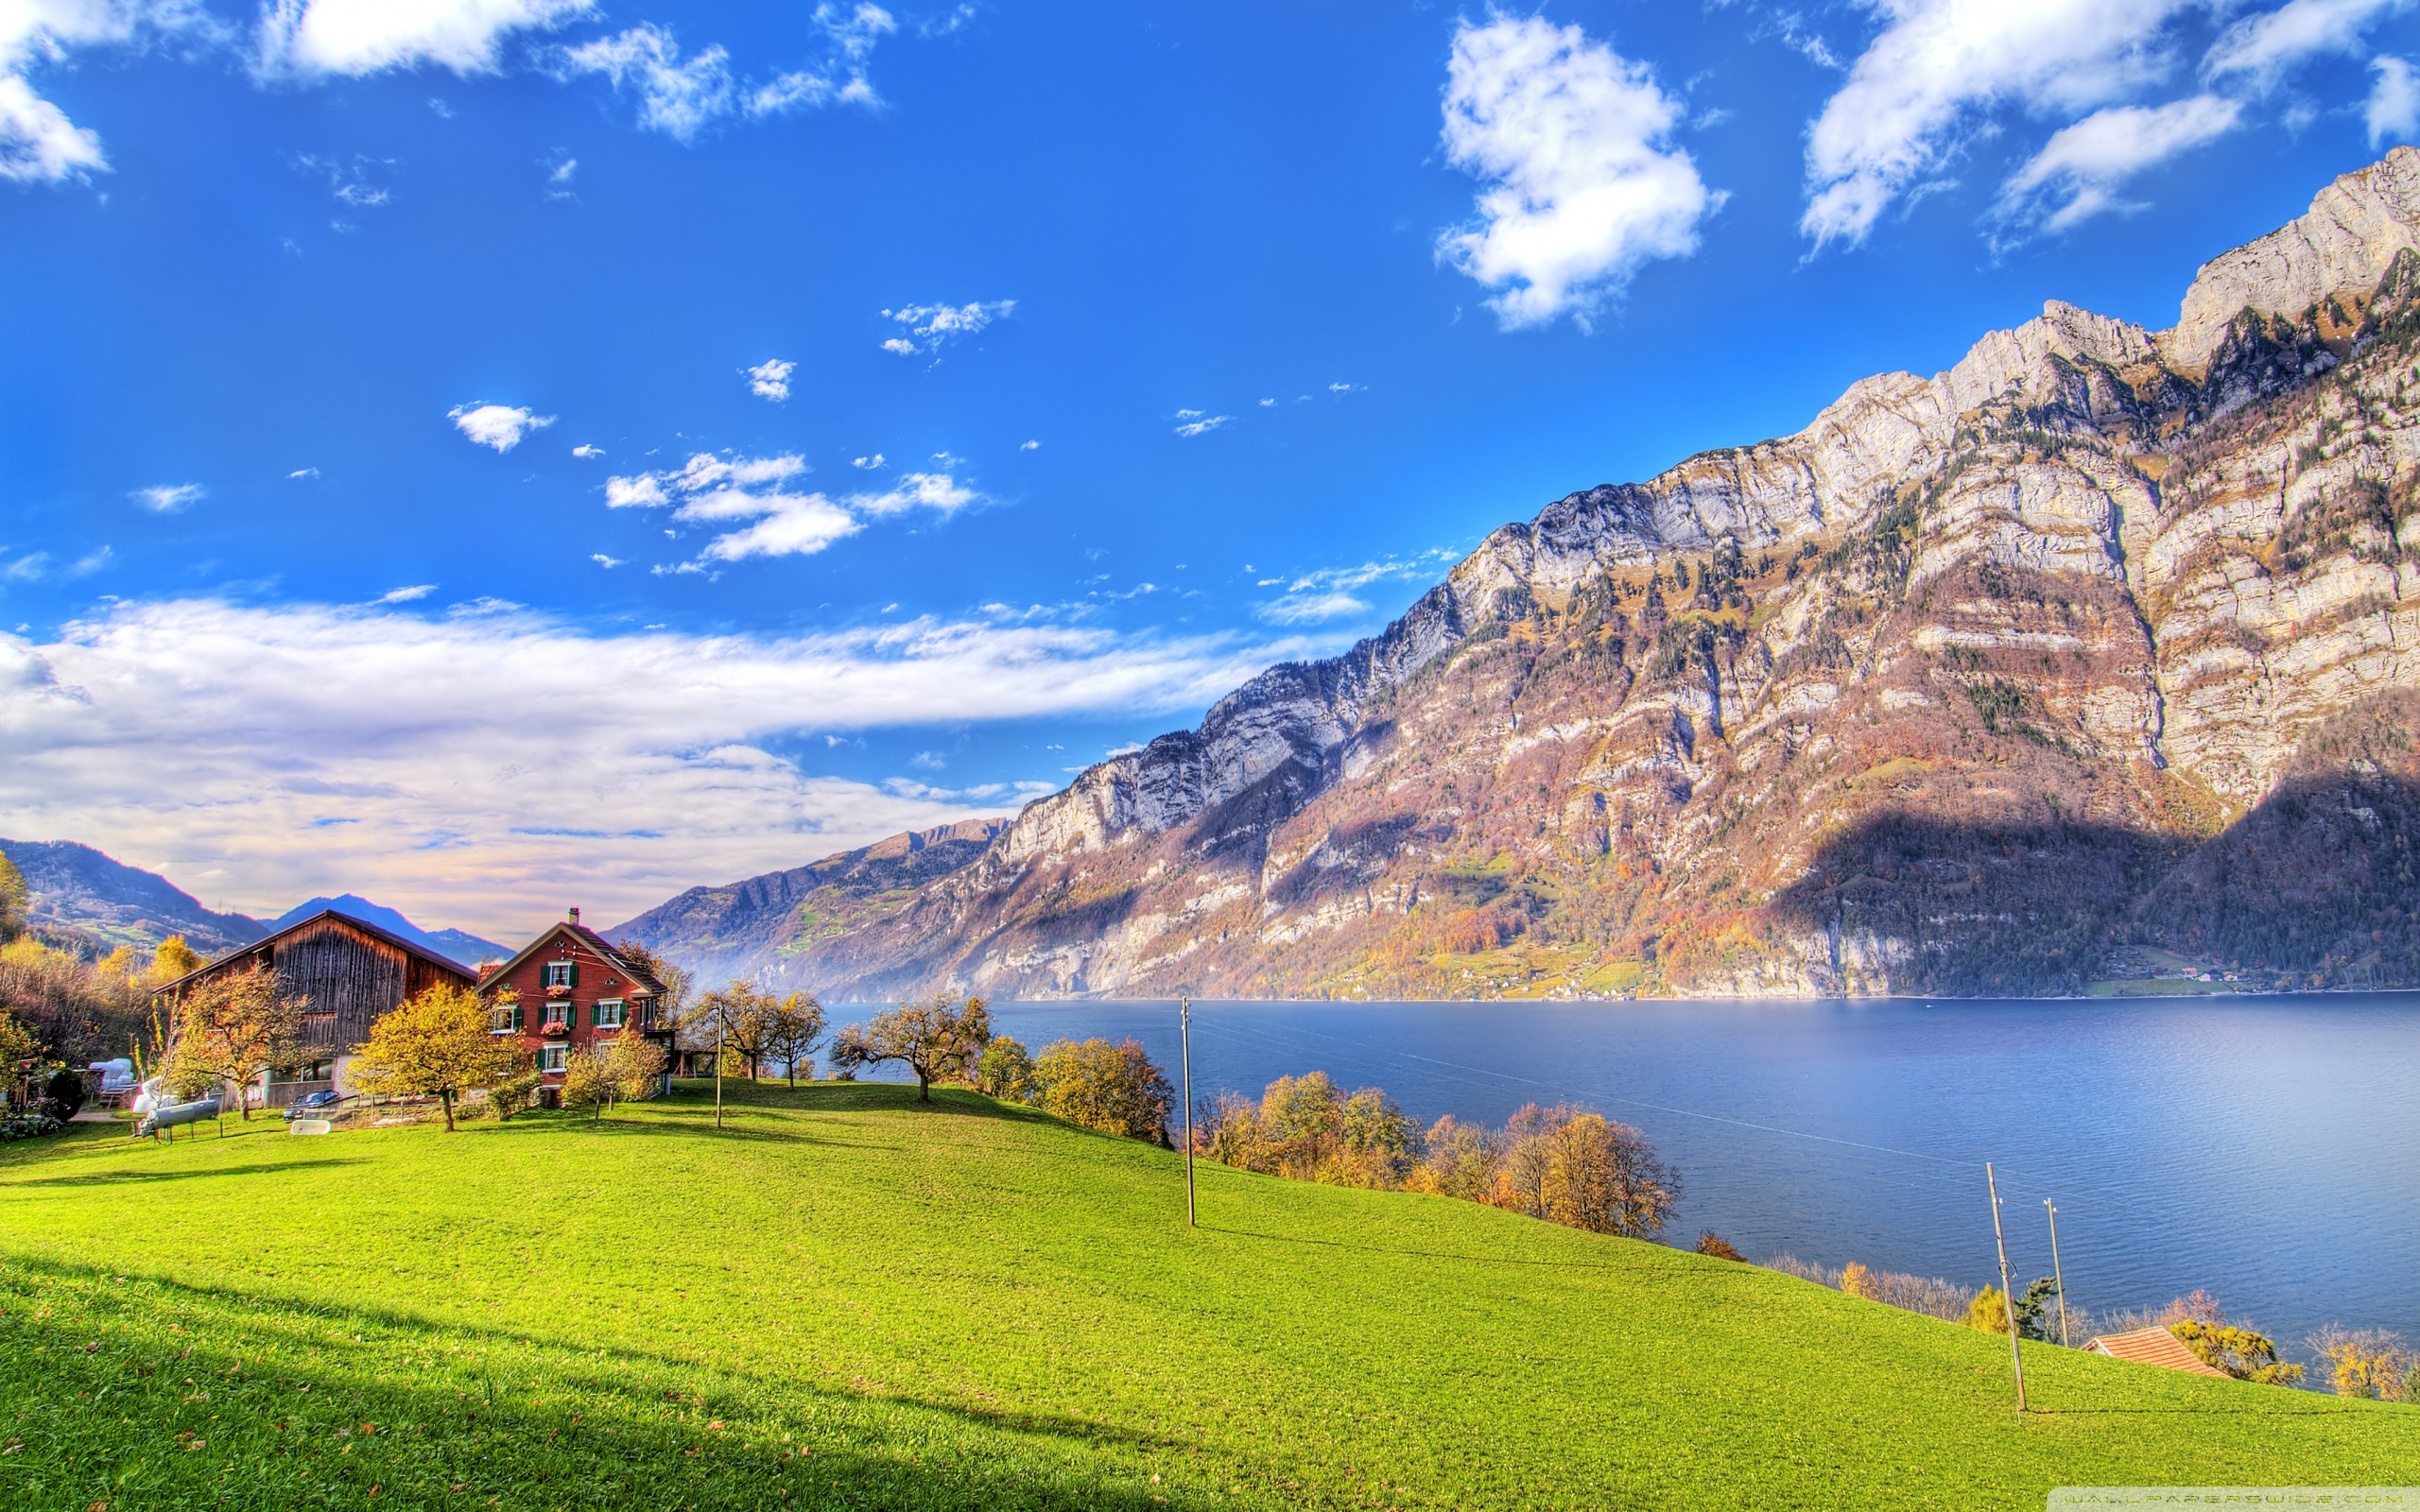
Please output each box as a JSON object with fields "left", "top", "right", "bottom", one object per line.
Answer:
{"left": 691, "top": 983, "right": 779, "bottom": 1079}
{"left": 142, "top": 935, "right": 203, "bottom": 989}
{"left": 1031, "top": 1037, "right": 1173, "bottom": 1144}
{"left": 2308, "top": 1326, "right": 2413, "bottom": 1400}
{"left": 828, "top": 995, "right": 991, "bottom": 1102}
{"left": 164, "top": 964, "right": 307, "bottom": 1117}
{"left": 1695, "top": 1231, "right": 1745, "bottom": 1262}
{"left": 560, "top": 1033, "right": 667, "bottom": 1121}
{"left": 1962, "top": 1285, "right": 2011, "bottom": 1333}
{"left": 1257, "top": 1071, "right": 1343, "bottom": 1178}
{"left": 0, "top": 852, "right": 26, "bottom": 942}
{"left": 975, "top": 1036, "right": 1038, "bottom": 1103}
{"left": 1539, "top": 1111, "right": 1681, "bottom": 1239}
{"left": 762, "top": 992, "right": 827, "bottom": 1086}
{"left": 561, "top": 1047, "right": 614, "bottom": 1121}
{"left": 2172, "top": 1318, "right": 2303, "bottom": 1385}
{"left": 1405, "top": 1114, "right": 1498, "bottom": 1200}
{"left": 1492, "top": 1103, "right": 1564, "bottom": 1218}
{"left": 349, "top": 983, "right": 523, "bottom": 1132}
{"left": 1336, "top": 1085, "right": 1418, "bottom": 1189}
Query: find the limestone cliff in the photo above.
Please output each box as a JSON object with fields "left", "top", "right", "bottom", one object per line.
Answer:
{"left": 643, "top": 148, "right": 2420, "bottom": 1000}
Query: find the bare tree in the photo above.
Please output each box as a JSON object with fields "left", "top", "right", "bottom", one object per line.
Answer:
{"left": 828, "top": 996, "right": 991, "bottom": 1102}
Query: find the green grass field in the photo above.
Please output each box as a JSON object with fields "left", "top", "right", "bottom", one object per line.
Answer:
{"left": 3, "top": 1080, "right": 2411, "bottom": 1510}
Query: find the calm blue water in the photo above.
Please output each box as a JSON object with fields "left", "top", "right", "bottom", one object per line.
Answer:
{"left": 924, "top": 995, "right": 2420, "bottom": 1356}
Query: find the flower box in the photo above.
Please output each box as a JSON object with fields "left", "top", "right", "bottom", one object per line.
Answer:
{"left": 539, "top": 1020, "right": 572, "bottom": 1039}
{"left": 544, "top": 984, "right": 571, "bottom": 998}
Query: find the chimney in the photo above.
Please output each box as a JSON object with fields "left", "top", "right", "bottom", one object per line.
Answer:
{"left": 568, "top": 906, "right": 581, "bottom": 925}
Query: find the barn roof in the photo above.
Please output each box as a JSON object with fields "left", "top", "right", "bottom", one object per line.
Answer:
{"left": 151, "top": 906, "right": 478, "bottom": 997}
{"left": 478, "top": 916, "right": 668, "bottom": 998}
{"left": 2085, "top": 1327, "right": 2231, "bottom": 1378}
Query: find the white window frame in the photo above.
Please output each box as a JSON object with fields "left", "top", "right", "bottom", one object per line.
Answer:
{"left": 537, "top": 1043, "right": 569, "bottom": 1074}
{"left": 593, "top": 999, "right": 626, "bottom": 1030}
{"left": 488, "top": 1002, "right": 523, "bottom": 1036}
{"left": 543, "top": 960, "right": 574, "bottom": 988}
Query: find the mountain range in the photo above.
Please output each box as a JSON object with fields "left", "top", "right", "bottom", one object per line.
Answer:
{"left": 613, "top": 147, "right": 2420, "bottom": 1001}
{"left": 0, "top": 840, "right": 506, "bottom": 970}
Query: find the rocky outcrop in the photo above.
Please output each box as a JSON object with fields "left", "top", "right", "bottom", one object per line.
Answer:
{"left": 627, "top": 149, "right": 2420, "bottom": 1000}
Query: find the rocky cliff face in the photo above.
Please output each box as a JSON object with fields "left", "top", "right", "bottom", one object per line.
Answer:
{"left": 716, "top": 149, "right": 2420, "bottom": 1000}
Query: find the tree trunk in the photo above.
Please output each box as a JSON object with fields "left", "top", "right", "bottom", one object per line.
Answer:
{"left": 441, "top": 1089, "right": 456, "bottom": 1132}
{"left": 915, "top": 1067, "right": 931, "bottom": 1102}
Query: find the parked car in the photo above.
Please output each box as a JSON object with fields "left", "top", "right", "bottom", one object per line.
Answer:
{"left": 283, "top": 1090, "right": 344, "bottom": 1122}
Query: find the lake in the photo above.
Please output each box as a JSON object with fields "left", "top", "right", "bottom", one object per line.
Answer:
{"left": 930, "top": 994, "right": 2420, "bottom": 1357}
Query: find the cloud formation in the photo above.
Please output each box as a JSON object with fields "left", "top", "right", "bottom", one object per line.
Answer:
{"left": 561, "top": 5, "right": 892, "bottom": 142}
{"left": 2, "top": 0, "right": 213, "bottom": 184}
{"left": 0, "top": 597, "right": 1292, "bottom": 935}
{"left": 880, "top": 300, "right": 1013, "bottom": 355}
{"left": 604, "top": 451, "right": 983, "bottom": 565}
{"left": 450, "top": 402, "right": 554, "bottom": 452}
{"left": 1996, "top": 94, "right": 2241, "bottom": 232}
{"left": 258, "top": 0, "right": 595, "bottom": 77}
{"left": 1437, "top": 15, "right": 1718, "bottom": 330}
{"left": 2370, "top": 54, "right": 2420, "bottom": 144}
{"left": 746, "top": 357, "right": 795, "bottom": 402}
{"left": 1802, "top": 0, "right": 2197, "bottom": 249}
{"left": 2205, "top": 0, "right": 2410, "bottom": 88}
{"left": 1172, "top": 412, "right": 1230, "bottom": 438}
{"left": 131, "top": 483, "right": 206, "bottom": 512}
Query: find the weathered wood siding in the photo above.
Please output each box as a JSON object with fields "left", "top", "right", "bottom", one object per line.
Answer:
{"left": 273, "top": 918, "right": 409, "bottom": 1049}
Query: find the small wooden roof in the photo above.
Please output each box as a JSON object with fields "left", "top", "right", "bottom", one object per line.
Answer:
{"left": 151, "top": 906, "right": 477, "bottom": 997}
{"left": 2085, "top": 1326, "right": 2230, "bottom": 1378}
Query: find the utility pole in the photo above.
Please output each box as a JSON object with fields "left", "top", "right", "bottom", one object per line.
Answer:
{"left": 2045, "top": 1198, "right": 2071, "bottom": 1349}
{"left": 715, "top": 1009, "right": 725, "bottom": 1131}
{"left": 1988, "top": 1162, "right": 2026, "bottom": 1411}
{"left": 1180, "top": 992, "right": 1196, "bottom": 1228}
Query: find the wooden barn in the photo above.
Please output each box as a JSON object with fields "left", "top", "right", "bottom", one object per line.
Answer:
{"left": 153, "top": 908, "right": 478, "bottom": 1108}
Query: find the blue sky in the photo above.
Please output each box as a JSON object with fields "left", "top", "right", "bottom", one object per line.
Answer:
{"left": 3, "top": 0, "right": 2415, "bottom": 936}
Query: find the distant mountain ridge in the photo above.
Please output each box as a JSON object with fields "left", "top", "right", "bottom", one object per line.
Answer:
{"left": 0, "top": 838, "right": 266, "bottom": 955}
{"left": 272, "top": 895, "right": 508, "bottom": 969}
{"left": 630, "top": 146, "right": 2420, "bottom": 1001}
{"left": 609, "top": 817, "right": 1011, "bottom": 988}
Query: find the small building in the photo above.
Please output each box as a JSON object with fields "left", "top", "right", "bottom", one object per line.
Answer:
{"left": 153, "top": 908, "right": 478, "bottom": 1108}
{"left": 478, "top": 908, "right": 674, "bottom": 1099}
{"left": 2084, "top": 1327, "right": 2230, "bottom": 1378}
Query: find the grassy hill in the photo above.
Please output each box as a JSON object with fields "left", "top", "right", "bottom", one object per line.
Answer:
{"left": 3, "top": 1082, "right": 2411, "bottom": 1511}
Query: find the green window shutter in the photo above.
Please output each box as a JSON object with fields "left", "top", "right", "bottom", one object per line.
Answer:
{"left": 568, "top": 959, "right": 579, "bottom": 988}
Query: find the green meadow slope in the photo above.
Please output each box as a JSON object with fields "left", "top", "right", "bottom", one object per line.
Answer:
{"left": 2, "top": 1082, "right": 2411, "bottom": 1511}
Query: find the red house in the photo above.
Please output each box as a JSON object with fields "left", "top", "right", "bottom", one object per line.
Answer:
{"left": 479, "top": 908, "right": 674, "bottom": 1098}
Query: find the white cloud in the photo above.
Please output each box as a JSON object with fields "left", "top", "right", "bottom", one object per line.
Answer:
{"left": 879, "top": 300, "right": 1013, "bottom": 355}
{"left": 559, "top": 24, "right": 731, "bottom": 141}
{"left": 259, "top": 0, "right": 594, "bottom": 77}
{"left": 591, "top": 553, "right": 624, "bottom": 568}
{"left": 548, "top": 155, "right": 576, "bottom": 183}
{"left": 1019, "top": 438, "right": 1040, "bottom": 450}
{"left": 572, "top": 443, "right": 605, "bottom": 458}
{"left": 1996, "top": 94, "right": 2241, "bottom": 232}
{"left": 379, "top": 584, "right": 437, "bottom": 603}
{"left": 3, "top": 553, "right": 48, "bottom": 583}
{"left": 853, "top": 453, "right": 885, "bottom": 469}
{"left": 2370, "top": 54, "right": 2420, "bottom": 144}
{"left": 1257, "top": 591, "right": 1370, "bottom": 625}
{"left": 131, "top": 483, "right": 205, "bottom": 512}
{"left": 606, "top": 452, "right": 987, "bottom": 564}
{"left": 562, "top": 5, "right": 892, "bottom": 142}
{"left": 288, "top": 467, "right": 320, "bottom": 479}
{"left": 746, "top": 357, "right": 795, "bottom": 402}
{"left": 449, "top": 402, "right": 554, "bottom": 452}
{"left": 850, "top": 472, "right": 978, "bottom": 517}
{"left": 0, "top": 597, "right": 1295, "bottom": 936}
{"left": 1, "top": 0, "right": 214, "bottom": 185}
{"left": 1173, "top": 414, "right": 1231, "bottom": 438}
{"left": 1436, "top": 15, "right": 1718, "bottom": 330}
{"left": 2206, "top": 0, "right": 2411, "bottom": 88}
{"left": 1801, "top": 0, "right": 2194, "bottom": 249}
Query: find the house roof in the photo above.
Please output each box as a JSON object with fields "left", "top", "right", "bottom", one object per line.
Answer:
{"left": 152, "top": 906, "right": 478, "bottom": 998}
{"left": 2085, "top": 1327, "right": 2230, "bottom": 1378}
{"left": 478, "top": 917, "right": 667, "bottom": 998}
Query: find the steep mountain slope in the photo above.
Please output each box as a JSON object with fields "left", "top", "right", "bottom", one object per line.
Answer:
{"left": 797, "top": 149, "right": 2420, "bottom": 1000}
{"left": 608, "top": 818, "right": 1010, "bottom": 988}
{"left": 0, "top": 838, "right": 266, "bottom": 955}
{"left": 271, "top": 895, "right": 509, "bottom": 969}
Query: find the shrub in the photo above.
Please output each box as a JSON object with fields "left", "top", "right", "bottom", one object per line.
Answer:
{"left": 1032, "top": 1038, "right": 1173, "bottom": 1145}
{"left": 1694, "top": 1230, "right": 1744, "bottom": 1262}
{"left": 2308, "top": 1326, "right": 2414, "bottom": 1400}
{"left": 1963, "top": 1285, "right": 2010, "bottom": 1334}
{"left": 0, "top": 1111, "right": 62, "bottom": 1142}
{"left": 2171, "top": 1318, "right": 2302, "bottom": 1385}
{"left": 1840, "top": 1263, "right": 1876, "bottom": 1300}
{"left": 43, "top": 1067, "right": 87, "bottom": 1122}
{"left": 975, "top": 1037, "right": 1039, "bottom": 1104}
